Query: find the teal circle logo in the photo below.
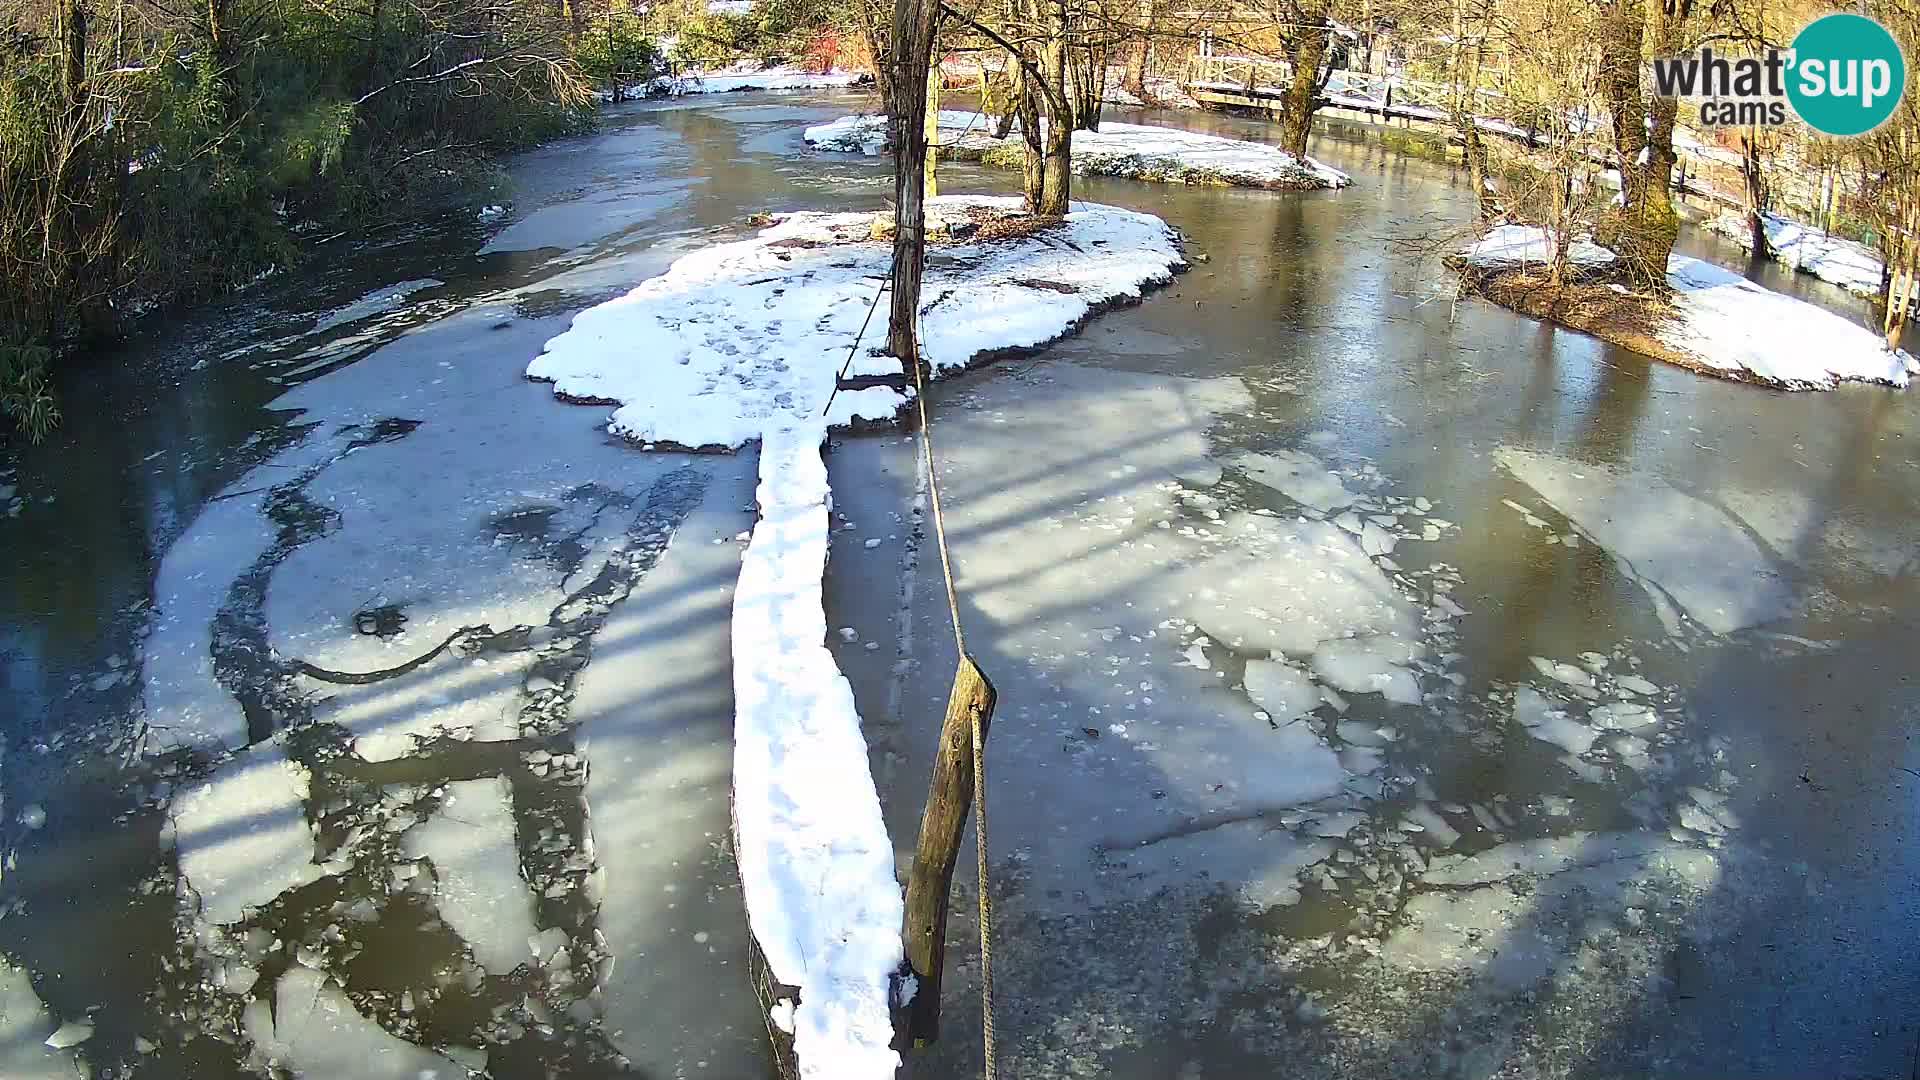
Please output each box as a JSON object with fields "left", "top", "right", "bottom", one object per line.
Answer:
{"left": 1786, "top": 13, "right": 1907, "bottom": 136}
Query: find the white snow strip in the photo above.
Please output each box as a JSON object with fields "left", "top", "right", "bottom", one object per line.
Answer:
{"left": 805, "top": 112, "right": 1351, "bottom": 189}
{"left": 1495, "top": 447, "right": 1793, "bottom": 635}
{"left": 1461, "top": 225, "right": 1914, "bottom": 390}
{"left": 653, "top": 67, "right": 864, "bottom": 96}
{"left": 528, "top": 195, "right": 1185, "bottom": 447}
{"left": 404, "top": 777, "right": 536, "bottom": 976}
{"left": 731, "top": 425, "right": 901, "bottom": 1079}
{"left": 1705, "top": 210, "right": 1909, "bottom": 305}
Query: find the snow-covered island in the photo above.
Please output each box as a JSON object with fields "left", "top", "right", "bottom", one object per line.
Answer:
{"left": 805, "top": 111, "right": 1351, "bottom": 190}
{"left": 527, "top": 194, "right": 1186, "bottom": 1077}
{"left": 1454, "top": 224, "right": 1916, "bottom": 390}
{"left": 528, "top": 195, "right": 1188, "bottom": 447}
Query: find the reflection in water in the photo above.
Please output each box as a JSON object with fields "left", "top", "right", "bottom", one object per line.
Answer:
{"left": 1, "top": 89, "right": 1917, "bottom": 1079}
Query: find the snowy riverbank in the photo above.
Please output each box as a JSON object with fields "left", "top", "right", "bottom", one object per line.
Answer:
{"left": 1704, "top": 210, "right": 1914, "bottom": 314}
{"left": 655, "top": 66, "right": 867, "bottom": 96}
{"left": 1457, "top": 225, "right": 1915, "bottom": 390}
{"left": 804, "top": 111, "right": 1351, "bottom": 190}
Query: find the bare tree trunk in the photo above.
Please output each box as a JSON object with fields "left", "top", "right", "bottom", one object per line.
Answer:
{"left": 887, "top": 0, "right": 940, "bottom": 362}
{"left": 1017, "top": 70, "right": 1046, "bottom": 210}
{"left": 1740, "top": 130, "right": 1773, "bottom": 258}
{"left": 1449, "top": 0, "right": 1493, "bottom": 223}
{"left": 861, "top": 2, "right": 897, "bottom": 116}
{"left": 995, "top": 61, "right": 1022, "bottom": 138}
{"left": 1599, "top": 0, "right": 1685, "bottom": 290}
{"left": 1278, "top": 5, "right": 1329, "bottom": 158}
{"left": 1123, "top": 39, "right": 1148, "bottom": 97}
{"left": 1036, "top": 0, "right": 1072, "bottom": 216}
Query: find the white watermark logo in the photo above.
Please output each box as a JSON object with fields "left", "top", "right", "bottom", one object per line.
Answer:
{"left": 1652, "top": 14, "right": 1907, "bottom": 136}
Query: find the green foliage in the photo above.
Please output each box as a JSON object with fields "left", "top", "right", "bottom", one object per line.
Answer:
{"left": 577, "top": 15, "right": 659, "bottom": 90}
{"left": 652, "top": 0, "right": 840, "bottom": 63}
{"left": 0, "top": 337, "right": 60, "bottom": 444}
{"left": 0, "top": 0, "right": 593, "bottom": 436}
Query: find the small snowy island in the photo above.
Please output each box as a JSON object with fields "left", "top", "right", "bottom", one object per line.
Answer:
{"left": 1454, "top": 224, "right": 1916, "bottom": 391}
{"left": 528, "top": 195, "right": 1189, "bottom": 447}
{"left": 805, "top": 111, "right": 1351, "bottom": 191}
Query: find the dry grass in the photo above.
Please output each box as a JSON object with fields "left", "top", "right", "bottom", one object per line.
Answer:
{"left": 862, "top": 203, "right": 1069, "bottom": 245}
{"left": 1458, "top": 266, "right": 1762, "bottom": 384}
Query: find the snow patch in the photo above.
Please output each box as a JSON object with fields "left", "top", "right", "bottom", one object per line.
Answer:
{"left": 653, "top": 67, "right": 865, "bottom": 96}
{"left": 1461, "top": 224, "right": 1618, "bottom": 270}
{"left": 1461, "top": 225, "right": 1912, "bottom": 390}
{"left": 1706, "top": 210, "right": 1908, "bottom": 306}
{"left": 1659, "top": 255, "right": 1913, "bottom": 389}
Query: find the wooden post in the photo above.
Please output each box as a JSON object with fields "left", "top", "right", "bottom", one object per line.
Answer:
{"left": 901, "top": 655, "right": 995, "bottom": 1046}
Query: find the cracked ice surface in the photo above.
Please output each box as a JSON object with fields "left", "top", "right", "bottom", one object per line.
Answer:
{"left": 526, "top": 196, "right": 1187, "bottom": 448}
{"left": 916, "top": 364, "right": 1463, "bottom": 907}
{"left": 1496, "top": 447, "right": 1794, "bottom": 635}
{"left": 171, "top": 744, "right": 318, "bottom": 929}
{"left": 402, "top": 777, "right": 535, "bottom": 976}
{"left": 0, "top": 957, "right": 76, "bottom": 1079}
{"left": 244, "top": 963, "right": 460, "bottom": 1079}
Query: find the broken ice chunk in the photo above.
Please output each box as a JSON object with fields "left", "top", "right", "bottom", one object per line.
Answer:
{"left": 1243, "top": 658, "right": 1320, "bottom": 722}
{"left": 1311, "top": 636, "right": 1422, "bottom": 706}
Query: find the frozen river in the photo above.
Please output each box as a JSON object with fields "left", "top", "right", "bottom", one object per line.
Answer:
{"left": 2, "top": 91, "right": 1918, "bottom": 1078}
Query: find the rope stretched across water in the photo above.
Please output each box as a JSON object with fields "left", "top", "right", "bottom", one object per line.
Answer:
{"left": 909, "top": 304, "right": 996, "bottom": 1080}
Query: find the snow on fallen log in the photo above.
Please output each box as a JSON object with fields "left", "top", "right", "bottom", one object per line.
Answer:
{"left": 527, "top": 195, "right": 1187, "bottom": 447}
{"left": 731, "top": 423, "right": 902, "bottom": 1078}
{"left": 804, "top": 112, "right": 1350, "bottom": 190}
{"left": 1456, "top": 225, "right": 1917, "bottom": 390}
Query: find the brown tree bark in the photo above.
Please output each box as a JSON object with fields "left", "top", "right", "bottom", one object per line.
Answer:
{"left": 1278, "top": 4, "right": 1330, "bottom": 159}
{"left": 995, "top": 62, "right": 1022, "bottom": 139}
{"left": 1037, "top": 13, "right": 1072, "bottom": 215}
{"left": 886, "top": 0, "right": 940, "bottom": 362}
{"left": 859, "top": 0, "right": 897, "bottom": 116}
{"left": 1599, "top": 0, "right": 1688, "bottom": 290}
{"left": 1016, "top": 71, "right": 1047, "bottom": 210}
{"left": 1450, "top": 0, "right": 1493, "bottom": 223}
{"left": 1740, "top": 131, "right": 1773, "bottom": 258}
{"left": 1123, "top": 39, "right": 1148, "bottom": 97}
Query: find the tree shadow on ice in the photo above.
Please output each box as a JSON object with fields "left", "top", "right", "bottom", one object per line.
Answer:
{"left": 843, "top": 358, "right": 1848, "bottom": 1079}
